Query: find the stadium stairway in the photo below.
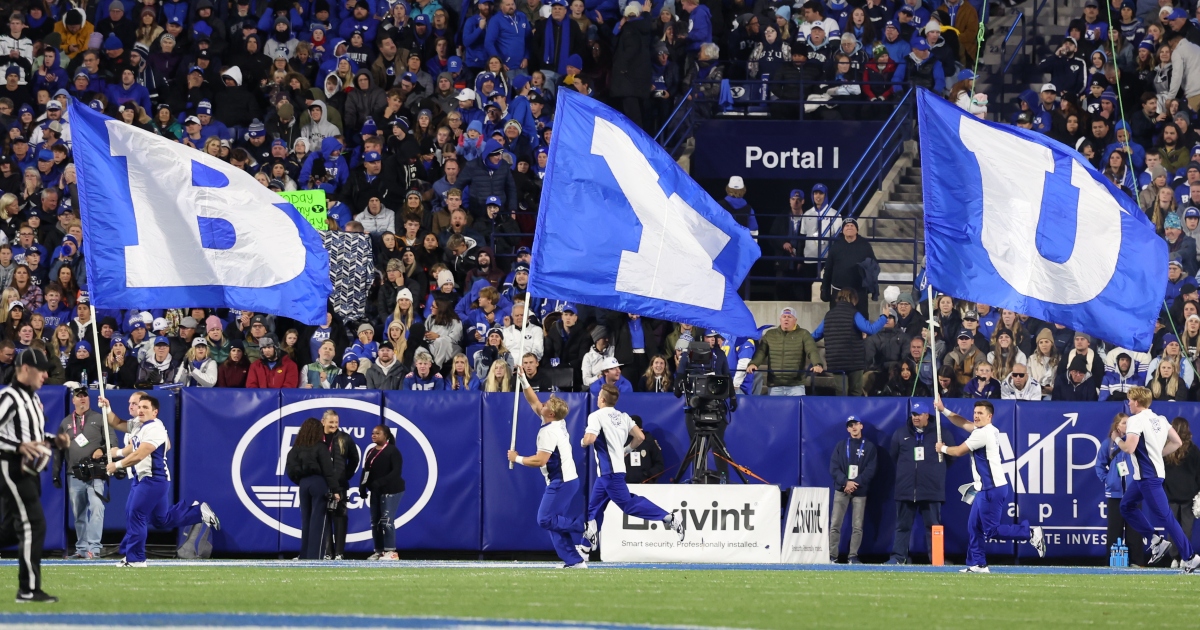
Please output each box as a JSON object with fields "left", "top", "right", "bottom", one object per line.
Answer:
{"left": 856, "top": 140, "right": 925, "bottom": 286}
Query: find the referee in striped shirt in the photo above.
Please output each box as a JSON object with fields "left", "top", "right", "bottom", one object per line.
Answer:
{"left": 0, "top": 349, "right": 57, "bottom": 603}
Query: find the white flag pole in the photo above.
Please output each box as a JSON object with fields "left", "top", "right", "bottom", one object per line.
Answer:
{"left": 509, "top": 291, "right": 533, "bottom": 470}
{"left": 927, "top": 285, "right": 942, "bottom": 463}
{"left": 88, "top": 305, "right": 114, "bottom": 465}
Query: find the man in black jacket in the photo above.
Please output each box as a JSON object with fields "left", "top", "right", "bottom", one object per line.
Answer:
{"left": 521, "top": 353, "right": 555, "bottom": 392}
{"left": 821, "top": 218, "right": 875, "bottom": 318}
{"left": 541, "top": 304, "right": 590, "bottom": 391}
{"left": 322, "top": 410, "right": 359, "bottom": 560}
{"left": 770, "top": 44, "right": 820, "bottom": 118}
{"left": 887, "top": 401, "right": 954, "bottom": 564}
{"left": 829, "top": 416, "right": 876, "bottom": 563}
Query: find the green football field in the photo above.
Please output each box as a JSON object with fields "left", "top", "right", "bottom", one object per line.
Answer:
{"left": 0, "top": 562, "right": 1198, "bottom": 628}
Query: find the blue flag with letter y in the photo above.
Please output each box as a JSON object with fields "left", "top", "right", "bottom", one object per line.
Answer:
{"left": 69, "top": 98, "right": 332, "bottom": 324}
{"left": 529, "top": 89, "right": 761, "bottom": 339}
{"left": 918, "top": 89, "right": 1166, "bottom": 351}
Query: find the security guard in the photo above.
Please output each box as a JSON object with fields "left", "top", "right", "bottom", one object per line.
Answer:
{"left": 0, "top": 349, "right": 57, "bottom": 603}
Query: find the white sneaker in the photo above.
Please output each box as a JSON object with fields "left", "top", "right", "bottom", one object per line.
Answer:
{"left": 959, "top": 566, "right": 990, "bottom": 573}
{"left": 200, "top": 502, "right": 221, "bottom": 531}
{"left": 665, "top": 514, "right": 686, "bottom": 542}
{"left": 1029, "top": 526, "right": 1046, "bottom": 558}
{"left": 118, "top": 559, "right": 147, "bottom": 568}
{"left": 1149, "top": 535, "right": 1174, "bottom": 564}
{"left": 575, "top": 544, "right": 591, "bottom": 561}
{"left": 334, "top": 554, "right": 344, "bottom": 561}
{"left": 366, "top": 552, "right": 382, "bottom": 561}
{"left": 567, "top": 561, "right": 588, "bottom": 569}
{"left": 582, "top": 519, "right": 598, "bottom": 548}
{"left": 1171, "top": 559, "right": 1180, "bottom": 569}
{"left": 380, "top": 551, "right": 399, "bottom": 561}
{"left": 1182, "top": 555, "right": 1200, "bottom": 574}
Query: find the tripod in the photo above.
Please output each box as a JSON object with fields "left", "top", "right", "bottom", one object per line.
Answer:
{"left": 674, "top": 416, "right": 748, "bottom": 484}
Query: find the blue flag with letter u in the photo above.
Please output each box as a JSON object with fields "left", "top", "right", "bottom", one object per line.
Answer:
{"left": 69, "top": 99, "right": 332, "bottom": 325}
{"left": 529, "top": 89, "right": 761, "bottom": 339}
{"left": 918, "top": 89, "right": 1166, "bottom": 351}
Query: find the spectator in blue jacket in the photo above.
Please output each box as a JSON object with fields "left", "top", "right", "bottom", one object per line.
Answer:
{"left": 462, "top": 0, "right": 495, "bottom": 71}
{"left": 892, "top": 37, "right": 944, "bottom": 94}
{"left": 104, "top": 67, "right": 151, "bottom": 112}
{"left": 338, "top": 0, "right": 379, "bottom": 45}
{"left": 1096, "top": 413, "right": 1146, "bottom": 566}
{"left": 678, "top": 0, "right": 711, "bottom": 53}
{"left": 887, "top": 401, "right": 954, "bottom": 565}
{"left": 485, "top": 0, "right": 531, "bottom": 79}
{"left": 829, "top": 416, "right": 877, "bottom": 564}
{"left": 402, "top": 349, "right": 447, "bottom": 389}
{"left": 588, "top": 356, "right": 634, "bottom": 395}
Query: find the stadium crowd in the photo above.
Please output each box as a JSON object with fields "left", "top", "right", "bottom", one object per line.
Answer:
{"left": 0, "top": 0, "right": 1189, "bottom": 404}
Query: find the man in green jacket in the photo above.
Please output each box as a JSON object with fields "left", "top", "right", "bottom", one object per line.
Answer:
{"left": 745, "top": 307, "right": 825, "bottom": 395}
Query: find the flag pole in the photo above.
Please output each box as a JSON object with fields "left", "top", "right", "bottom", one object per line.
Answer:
{"left": 926, "top": 285, "right": 943, "bottom": 463}
{"left": 509, "top": 290, "right": 533, "bottom": 470}
{"left": 88, "top": 304, "right": 114, "bottom": 466}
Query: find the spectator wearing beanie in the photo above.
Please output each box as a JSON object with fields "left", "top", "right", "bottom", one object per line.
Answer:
{"left": 719, "top": 176, "right": 758, "bottom": 237}
{"left": 96, "top": 1, "right": 135, "bottom": 51}
{"left": 456, "top": 138, "right": 517, "bottom": 215}
{"left": 821, "top": 218, "right": 875, "bottom": 318}
{"left": 1052, "top": 353, "right": 1099, "bottom": 401}
{"left": 1059, "top": 331, "right": 1109, "bottom": 393}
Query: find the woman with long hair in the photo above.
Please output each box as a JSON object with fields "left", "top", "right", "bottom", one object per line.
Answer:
{"left": 881, "top": 358, "right": 930, "bottom": 397}
{"left": 1180, "top": 314, "right": 1200, "bottom": 361}
{"left": 56, "top": 265, "right": 79, "bottom": 307}
{"left": 386, "top": 321, "right": 413, "bottom": 365}
{"left": 135, "top": 7, "right": 163, "bottom": 47}
{"left": 473, "top": 327, "right": 512, "bottom": 380}
{"left": 49, "top": 324, "right": 75, "bottom": 368}
{"left": 27, "top": 312, "right": 45, "bottom": 343}
{"left": 103, "top": 340, "right": 138, "bottom": 389}
{"left": 638, "top": 355, "right": 673, "bottom": 392}
{"left": 423, "top": 298, "right": 462, "bottom": 369}
{"left": 1150, "top": 360, "right": 1186, "bottom": 400}
{"left": 482, "top": 358, "right": 512, "bottom": 392}
{"left": 987, "top": 329, "right": 1028, "bottom": 381}
{"left": 1165, "top": 417, "right": 1200, "bottom": 566}
{"left": 9, "top": 264, "right": 42, "bottom": 310}
{"left": 1028, "top": 328, "right": 1060, "bottom": 398}
{"left": 1098, "top": 413, "right": 1146, "bottom": 566}
{"left": 994, "top": 309, "right": 1030, "bottom": 355}
{"left": 1148, "top": 333, "right": 1196, "bottom": 388}
{"left": 447, "top": 353, "right": 478, "bottom": 390}
{"left": 933, "top": 294, "right": 960, "bottom": 345}
{"left": 216, "top": 340, "right": 251, "bottom": 387}
{"left": 285, "top": 417, "right": 339, "bottom": 559}
{"left": 936, "top": 365, "right": 960, "bottom": 399}
{"left": 0, "top": 193, "right": 20, "bottom": 241}
{"left": 1102, "top": 148, "right": 1135, "bottom": 192}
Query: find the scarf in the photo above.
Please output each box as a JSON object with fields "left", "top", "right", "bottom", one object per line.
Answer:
{"left": 147, "top": 354, "right": 173, "bottom": 373}
{"left": 543, "top": 17, "right": 572, "bottom": 75}
{"left": 191, "top": 359, "right": 205, "bottom": 370}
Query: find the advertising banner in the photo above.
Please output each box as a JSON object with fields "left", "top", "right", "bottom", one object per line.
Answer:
{"left": 780, "top": 487, "right": 830, "bottom": 563}
{"left": 599, "top": 484, "right": 780, "bottom": 563}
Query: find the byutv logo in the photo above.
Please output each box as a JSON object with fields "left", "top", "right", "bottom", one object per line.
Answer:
{"left": 232, "top": 398, "right": 438, "bottom": 543}
{"left": 624, "top": 500, "right": 757, "bottom": 531}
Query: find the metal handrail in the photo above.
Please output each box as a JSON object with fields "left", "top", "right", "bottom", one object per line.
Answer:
{"left": 1000, "top": 12, "right": 1027, "bottom": 76}
{"left": 653, "top": 86, "right": 695, "bottom": 144}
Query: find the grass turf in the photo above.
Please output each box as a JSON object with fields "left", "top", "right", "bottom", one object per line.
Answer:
{"left": 0, "top": 566, "right": 1198, "bottom": 628}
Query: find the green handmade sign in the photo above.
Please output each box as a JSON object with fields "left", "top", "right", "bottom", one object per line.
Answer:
{"left": 280, "top": 190, "right": 328, "bottom": 230}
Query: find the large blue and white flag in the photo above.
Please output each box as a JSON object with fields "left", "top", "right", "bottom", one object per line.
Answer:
{"left": 70, "top": 99, "right": 331, "bottom": 324}
{"left": 918, "top": 89, "right": 1166, "bottom": 351}
{"left": 529, "top": 89, "right": 761, "bottom": 338}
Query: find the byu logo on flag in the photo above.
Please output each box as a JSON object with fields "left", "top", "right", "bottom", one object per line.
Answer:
{"left": 530, "top": 90, "right": 760, "bottom": 338}
{"left": 917, "top": 90, "right": 1165, "bottom": 350}
{"left": 70, "top": 98, "right": 331, "bottom": 324}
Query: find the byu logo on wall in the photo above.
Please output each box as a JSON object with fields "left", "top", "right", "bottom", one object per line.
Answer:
{"left": 230, "top": 397, "right": 438, "bottom": 542}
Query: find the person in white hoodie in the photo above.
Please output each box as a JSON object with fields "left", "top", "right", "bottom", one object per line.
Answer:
{"left": 1000, "top": 363, "right": 1042, "bottom": 400}
{"left": 174, "top": 337, "right": 217, "bottom": 387}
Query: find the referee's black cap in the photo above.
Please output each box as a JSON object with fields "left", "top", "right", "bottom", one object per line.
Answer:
{"left": 16, "top": 348, "right": 52, "bottom": 372}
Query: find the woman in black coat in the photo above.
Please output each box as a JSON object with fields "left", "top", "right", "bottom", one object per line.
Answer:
{"left": 285, "top": 418, "right": 339, "bottom": 560}
{"left": 360, "top": 424, "right": 405, "bottom": 561}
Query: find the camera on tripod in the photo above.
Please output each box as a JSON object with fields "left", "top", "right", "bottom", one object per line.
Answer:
{"left": 676, "top": 342, "right": 733, "bottom": 419}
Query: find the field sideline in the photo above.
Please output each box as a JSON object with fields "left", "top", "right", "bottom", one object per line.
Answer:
{"left": 0, "top": 561, "right": 1197, "bottom": 628}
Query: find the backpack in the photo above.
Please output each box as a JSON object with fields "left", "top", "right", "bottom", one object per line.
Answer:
{"left": 177, "top": 522, "right": 214, "bottom": 559}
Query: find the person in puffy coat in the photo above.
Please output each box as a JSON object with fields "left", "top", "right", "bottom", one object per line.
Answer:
{"left": 887, "top": 401, "right": 954, "bottom": 564}
{"left": 285, "top": 417, "right": 338, "bottom": 560}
